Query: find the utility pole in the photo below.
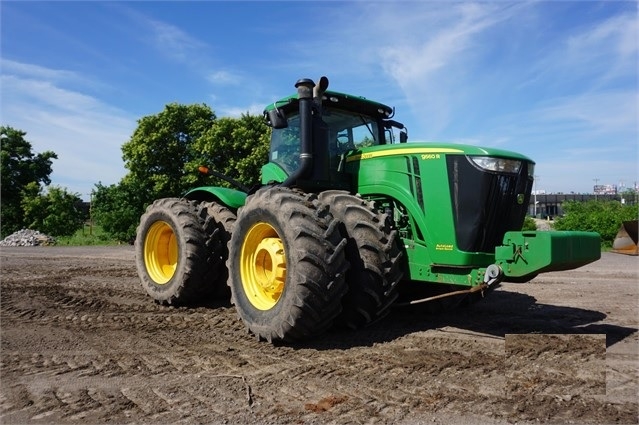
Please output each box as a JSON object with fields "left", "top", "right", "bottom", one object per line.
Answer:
{"left": 533, "top": 175, "right": 539, "bottom": 217}
{"left": 593, "top": 178, "right": 599, "bottom": 201}
{"left": 89, "top": 191, "right": 93, "bottom": 236}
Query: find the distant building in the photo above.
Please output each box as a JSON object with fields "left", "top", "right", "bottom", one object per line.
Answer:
{"left": 594, "top": 184, "right": 617, "bottom": 195}
{"left": 529, "top": 193, "right": 634, "bottom": 219}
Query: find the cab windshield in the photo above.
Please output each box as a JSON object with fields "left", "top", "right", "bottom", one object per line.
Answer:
{"left": 270, "top": 109, "right": 381, "bottom": 175}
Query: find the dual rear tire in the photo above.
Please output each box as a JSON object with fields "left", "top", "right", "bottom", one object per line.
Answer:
{"left": 135, "top": 198, "right": 233, "bottom": 305}
{"left": 227, "top": 187, "right": 349, "bottom": 343}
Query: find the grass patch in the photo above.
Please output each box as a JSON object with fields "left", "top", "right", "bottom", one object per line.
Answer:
{"left": 56, "top": 224, "right": 121, "bottom": 246}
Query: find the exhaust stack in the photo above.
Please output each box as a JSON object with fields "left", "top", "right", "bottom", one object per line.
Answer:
{"left": 282, "top": 76, "right": 329, "bottom": 188}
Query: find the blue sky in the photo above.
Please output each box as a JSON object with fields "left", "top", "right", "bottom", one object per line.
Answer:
{"left": 1, "top": 1, "right": 637, "bottom": 200}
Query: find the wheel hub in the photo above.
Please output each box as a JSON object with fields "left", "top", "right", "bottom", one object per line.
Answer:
{"left": 254, "top": 237, "right": 286, "bottom": 293}
{"left": 240, "top": 223, "right": 287, "bottom": 310}
{"left": 144, "top": 221, "right": 178, "bottom": 284}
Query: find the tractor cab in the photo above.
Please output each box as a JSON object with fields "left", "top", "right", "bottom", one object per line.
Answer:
{"left": 262, "top": 85, "right": 407, "bottom": 190}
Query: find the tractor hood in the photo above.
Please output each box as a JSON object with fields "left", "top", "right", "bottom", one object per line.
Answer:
{"left": 346, "top": 141, "right": 534, "bottom": 164}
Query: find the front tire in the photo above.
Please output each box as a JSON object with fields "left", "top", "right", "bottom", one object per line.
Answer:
{"left": 135, "top": 198, "right": 222, "bottom": 305}
{"left": 228, "top": 187, "right": 348, "bottom": 343}
{"left": 318, "top": 190, "right": 403, "bottom": 329}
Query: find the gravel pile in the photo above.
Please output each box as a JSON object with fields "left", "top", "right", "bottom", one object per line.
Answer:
{"left": 0, "top": 229, "right": 57, "bottom": 247}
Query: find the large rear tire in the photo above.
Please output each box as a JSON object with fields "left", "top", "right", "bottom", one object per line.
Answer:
{"left": 318, "top": 190, "right": 403, "bottom": 329}
{"left": 228, "top": 187, "right": 348, "bottom": 343}
{"left": 135, "top": 198, "right": 222, "bottom": 305}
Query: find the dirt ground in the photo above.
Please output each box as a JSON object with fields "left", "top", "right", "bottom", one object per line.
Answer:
{"left": 1, "top": 246, "right": 637, "bottom": 425}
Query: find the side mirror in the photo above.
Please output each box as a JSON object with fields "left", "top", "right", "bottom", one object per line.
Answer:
{"left": 400, "top": 130, "right": 408, "bottom": 143}
{"left": 264, "top": 108, "right": 288, "bottom": 129}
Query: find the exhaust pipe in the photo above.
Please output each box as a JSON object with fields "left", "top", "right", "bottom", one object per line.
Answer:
{"left": 282, "top": 78, "right": 314, "bottom": 188}
{"left": 313, "top": 76, "right": 329, "bottom": 102}
{"left": 282, "top": 77, "right": 328, "bottom": 187}
{"left": 282, "top": 77, "right": 328, "bottom": 188}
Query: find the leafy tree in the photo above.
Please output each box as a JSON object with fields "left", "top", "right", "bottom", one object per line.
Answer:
{"left": 620, "top": 188, "right": 638, "bottom": 205}
{"left": 110, "top": 103, "right": 217, "bottom": 242}
{"left": 121, "top": 103, "right": 216, "bottom": 199}
{"left": 554, "top": 200, "right": 638, "bottom": 247}
{"left": 99, "top": 106, "right": 270, "bottom": 242}
{"left": 1, "top": 126, "right": 57, "bottom": 237}
{"left": 92, "top": 178, "right": 147, "bottom": 243}
{"left": 21, "top": 185, "right": 85, "bottom": 237}
{"left": 190, "top": 114, "right": 270, "bottom": 189}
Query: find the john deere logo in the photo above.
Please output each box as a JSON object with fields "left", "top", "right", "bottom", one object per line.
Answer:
{"left": 517, "top": 194, "right": 524, "bottom": 204}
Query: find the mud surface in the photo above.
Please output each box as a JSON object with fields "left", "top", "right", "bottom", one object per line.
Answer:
{"left": 1, "top": 247, "right": 637, "bottom": 424}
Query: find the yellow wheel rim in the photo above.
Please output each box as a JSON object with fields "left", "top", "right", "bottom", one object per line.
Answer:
{"left": 240, "top": 222, "right": 287, "bottom": 310}
{"left": 144, "top": 221, "right": 178, "bottom": 284}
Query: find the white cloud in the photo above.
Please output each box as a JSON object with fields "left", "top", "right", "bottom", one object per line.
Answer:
{"left": 147, "top": 18, "right": 207, "bottom": 62}
{"left": 208, "top": 70, "right": 242, "bottom": 86}
{"left": 3, "top": 75, "right": 103, "bottom": 114}
{"left": 1, "top": 59, "right": 77, "bottom": 82}
{"left": 483, "top": 89, "right": 638, "bottom": 145}
{"left": 380, "top": 3, "right": 501, "bottom": 81}
{"left": 1, "top": 62, "right": 136, "bottom": 200}
{"left": 111, "top": 3, "right": 208, "bottom": 65}
{"left": 536, "top": 91, "right": 637, "bottom": 138}
{"left": 526, "top": 11, "right": 639, "bottom": 90}
{"left": 366, "top": 2, "right": 534, "bottom": 137}
{"left": 471, "top": 88, "right": 638, "bottom": 193}
{"left": 220, "top": 103, "right": 265, "bottom": 118}
{"left": 566, "top": 13, "right": 638, "bottom": 63}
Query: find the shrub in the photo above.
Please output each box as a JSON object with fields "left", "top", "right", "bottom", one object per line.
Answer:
{"left": 554, "top": 200, "right": 638, "bottom": 248}
{"left": 521, "top": 216, "right": 538, "bottom": 231}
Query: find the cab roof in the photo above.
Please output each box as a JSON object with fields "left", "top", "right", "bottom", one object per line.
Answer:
{"left": 263, "top": 90, "right": 394, "bottom": 120}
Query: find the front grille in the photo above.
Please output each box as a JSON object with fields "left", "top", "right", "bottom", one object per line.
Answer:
{"left": 447, "top": 155, "right": 533, "bottom": 253}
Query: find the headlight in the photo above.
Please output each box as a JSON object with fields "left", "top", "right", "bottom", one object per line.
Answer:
{"left": 469, "top": 156, "right": 522, "bottom": 174}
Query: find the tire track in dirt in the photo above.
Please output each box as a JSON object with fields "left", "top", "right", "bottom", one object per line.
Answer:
{"left": 1, "top": 247, "right": 637, "bottom": 424}
{"left": 2, "top": 279, "right": 509, "bottom": 423}
{"left": 1, "top": 250, "right": 263, "bottom": 423}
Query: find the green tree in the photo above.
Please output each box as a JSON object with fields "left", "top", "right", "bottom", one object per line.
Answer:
{"left": 121, "top": 103, "right": 216, "bottom": 199}
{"left": 92, "top": 178, "right": 148, "bottom": 243}
{"left": 554, "top": 200, "right": 638, "bottom": 247}
{"left": 21, "top": 184, "right": 85, "bottom": 237}
{"left": 1, "top": 126, "right": 57, "bottom": 237}
{"left": 191, "top": 113, "right": 270, "bottom": 189}
{"left": 620, "top": 188, "right": 638, "bottom": 205}
{"left": 99, "top": 106, "right": 270, "bottom": 242}
{"left": 111, "top": 103, "right": 217, "bottom": 242}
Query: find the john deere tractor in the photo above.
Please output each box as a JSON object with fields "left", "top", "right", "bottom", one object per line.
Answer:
{"left": 135, "top": 76, "right": 600, "bottom": 343}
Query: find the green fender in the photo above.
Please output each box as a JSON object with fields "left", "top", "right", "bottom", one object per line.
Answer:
{"left": 183, "top": 186, "right": 247, "bottom": 209}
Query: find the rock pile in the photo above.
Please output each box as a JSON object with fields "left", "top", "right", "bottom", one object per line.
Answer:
{"left": 0, "top": 229, "right": 57, "bottom": 247}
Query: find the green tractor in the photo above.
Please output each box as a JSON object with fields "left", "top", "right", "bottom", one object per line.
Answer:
{"left": 135, "top": 76, "right": 601, "bottom": 343}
